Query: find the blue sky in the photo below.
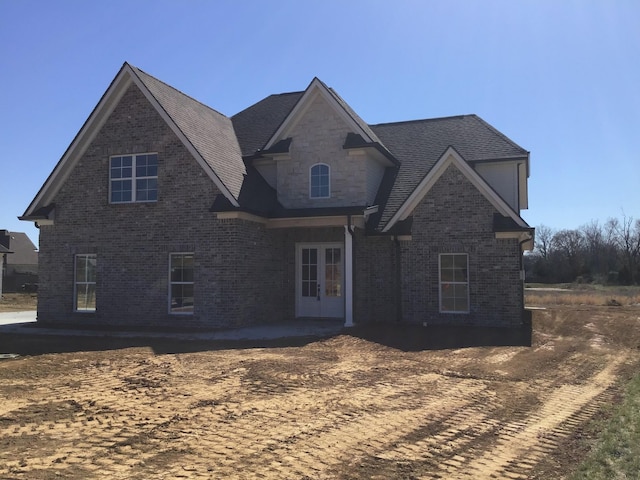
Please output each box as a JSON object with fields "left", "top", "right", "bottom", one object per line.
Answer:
{"left": 1, "top": 1, "right": 639, "bottom": 246}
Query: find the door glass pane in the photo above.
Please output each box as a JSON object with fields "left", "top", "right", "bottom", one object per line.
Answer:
{"left": 301, "top": 248, "right": 318, "bottom": 298}
{"left": 325, "top": 248, "right": 342, "bottom": 297}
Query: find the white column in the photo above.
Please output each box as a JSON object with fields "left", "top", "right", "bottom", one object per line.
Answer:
{"left": 344, "top": 225, "right": 353, "bottom": 327}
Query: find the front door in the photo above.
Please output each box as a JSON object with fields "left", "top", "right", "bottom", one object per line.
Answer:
{"left": 296, "top": 243, "right": 344, "bottom": 318}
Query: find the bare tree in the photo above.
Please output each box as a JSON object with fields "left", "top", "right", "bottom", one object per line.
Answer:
{"left": 614, "top": 214, "right": 640, "bottom": 284}
{"left": 553, "top": 229, "right": 586, "bottom": 281}
{"left": 535, "top": 225, "right": 555, "bottom": 260}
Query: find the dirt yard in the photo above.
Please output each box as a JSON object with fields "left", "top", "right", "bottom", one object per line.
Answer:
{"left": 1, "top": 306, "right": 639, "bottom": 479}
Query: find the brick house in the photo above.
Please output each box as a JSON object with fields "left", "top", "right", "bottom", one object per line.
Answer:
{"left": 0, "top": 230, "right": 38, "bottom": 292}
{"left": 20, "top": 63, "right": 533, "bottom": 329}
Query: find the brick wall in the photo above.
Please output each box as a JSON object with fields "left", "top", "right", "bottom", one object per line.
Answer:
{"left": 398, "top": 164, "right": 524, "bottom": 327}
{"left": 37, "top": 82, "right": 523, "bottom": 330}
{"left": 277, "top": 92, "right": 381, "bottom": 209}
{"left": 38, "top": 83, "right": 286, "bottom": 329}
{"left": 354, "top": 232, "right": 398, "bottom": 323}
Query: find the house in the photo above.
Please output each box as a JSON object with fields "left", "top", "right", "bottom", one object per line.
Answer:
{"left": 0, "top": 230, "right": 38, "bottom": 293}
{"left": 20, "top": 63, "right": 533, "bottom": 329}
{"left": 0, "top": 243, "right": 12, "bottom": 299}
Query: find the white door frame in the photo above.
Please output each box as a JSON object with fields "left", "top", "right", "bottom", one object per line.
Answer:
{"left": 295, "top": 242, "right": 345, "bottom": 318}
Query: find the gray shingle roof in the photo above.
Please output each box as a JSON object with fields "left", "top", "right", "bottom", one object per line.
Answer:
{"left": 121, "top": 70, "right": 528, "bottom": 231}
{"left": 370, "top": 115, "right": 528, "bottom": 228}
{"left": 231, "top": 92, "right": 304, "bottom": 156}
{"left": 130, "top": 65, "right": 246, "bottom": 200}
{"left": 1, "top": 232, "right": 37, "bottom": 265}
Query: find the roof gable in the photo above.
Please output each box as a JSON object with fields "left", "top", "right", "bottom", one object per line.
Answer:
{"left": 261, "top": 78, "right": 390, "bottom": 154}
{"left": 370, "top": 115, "right": 529, "bottom": 230}
{"left": 382, "top": 146, "right": 530, "bottom": 232}
{"left": 22, "top": 63, "right": 244, "bottom": 220}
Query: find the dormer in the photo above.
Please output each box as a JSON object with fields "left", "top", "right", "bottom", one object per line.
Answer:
{"left": 253, "top": 78, "right": 397, "bottom": 210}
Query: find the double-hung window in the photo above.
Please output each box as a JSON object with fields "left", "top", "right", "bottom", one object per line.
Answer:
{"left": 439, "top": 253, "right": 469, "bottom": 313}
{"left": 75, "top": 254, "right": 96, "bottom": 312}
{"left": 169, "top": 253, "right": 194, "bottom": 314}
{"left": 309, "top": 163, "right": 330, "bottom": 199}
{"left": 110, "top": 153, "right": 158, "bottom": 203}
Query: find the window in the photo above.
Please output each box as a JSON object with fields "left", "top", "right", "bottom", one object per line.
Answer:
{"left": 169, "top": 253, "right": 194, "bottom": 314}
{"left": 324, "top": 248, "right": 342, "bottom": 297}
{"left": 439, "top": 254, "right": 469, "bottom": 313}
{"left": 110, "top": 153, "right": 158, "bottom": 203}
{"left": 310, "top": 163, "right": 330, "bottom": 198}
{"left": 75, "top": 254, "right": 96, "bottom": 312}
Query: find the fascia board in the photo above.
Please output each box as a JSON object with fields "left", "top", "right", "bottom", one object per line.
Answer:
{"left": 127, "top": 67, "right": 240, "bottom": 207}
{"left": 382, "top": 147, "right": 529, "bottom": 233}
{"left": 266, "top": 215, "right": 366, "bottom": 229}
{"left": 23, "top": 66, "right": 133, "bottom": 218}
{"left": 264, "top": 78, "right": 372, "bottom": 151}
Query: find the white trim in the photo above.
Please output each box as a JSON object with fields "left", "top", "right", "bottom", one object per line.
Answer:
{"left": 495, "top": 231, "right": 534, "bottom": 251}
{"left": 309, "top": 163, "right": 331, "bottom": 199}
{"left": 74, "top": 254, "right": 97, "bottom": 313}
{"left": 382, "top": 147, "right": 530, "bottom": 233}
{"left": 266, "top": 215, "right": 366, "bottom": 229}
{"left": 168, "top": 252, "right": 195, "bottom": 315}
{"left": 215, "top": 212, "right": 268, "bottom": 224}
{"left": 438, "top": 253, "right": 470, "bottom": 314}
{"left": 344, "top": 226, "right": 353, "bottom": 327}
{"left": 264, "top": 78, "right": 374, "bottom": 151}
{"left": 23, "top": 70, "right": 134, "bottom": 218}
{"left": 295, "top": 242, "right": 345, "bottom": 318}
{"left": 109, "top": 152, "right": 158, "bottom": 204}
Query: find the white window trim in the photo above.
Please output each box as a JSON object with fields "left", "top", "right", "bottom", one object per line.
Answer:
{"left": 74, "top": 254, "right": 96, "bottom": 313}
{"left": 168, "top": 252, "right": 194, "bottom": 315}
{"left": 109, "top": 152, "right": 158, "bottom": 204}
{"left": 309, "top": 163, "right": 331, "bottom": 199}
{"left": 438, "top": 253, "right": 470, "bottom": 314}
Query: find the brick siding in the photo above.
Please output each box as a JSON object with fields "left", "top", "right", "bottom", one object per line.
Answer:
{"left": 37, "top": 83, "right": 524, "bottom": 330}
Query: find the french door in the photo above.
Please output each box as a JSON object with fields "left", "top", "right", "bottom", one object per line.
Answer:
{"left": 296, "top": 243, "right": 344, "bottom": 318}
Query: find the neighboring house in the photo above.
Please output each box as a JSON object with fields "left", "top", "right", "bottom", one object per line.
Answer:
{"left": 0, "top": 243, "right": 12, "bottom": 298}
{"left": 0, "top": 230, "right": 38, "bottom": 293}
{"left": 20, "top": 63, "right": 534, "bottom": 329}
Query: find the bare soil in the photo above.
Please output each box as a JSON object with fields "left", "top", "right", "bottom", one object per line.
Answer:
{"left": 1, "top": 306, "right": 639, "bottom": 479}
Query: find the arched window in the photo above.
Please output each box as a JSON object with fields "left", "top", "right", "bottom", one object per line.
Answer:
{"left": 310, "top": 163, "right": 330, "bottom": 198}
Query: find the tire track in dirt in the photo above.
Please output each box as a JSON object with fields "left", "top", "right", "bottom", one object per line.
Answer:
{"left": 418, "top": 355, "right": 626, "bottom": 479}
{"left": 157, "top": 378, "right": 492, "bottom": 479}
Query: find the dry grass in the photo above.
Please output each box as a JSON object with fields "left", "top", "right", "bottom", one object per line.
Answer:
{"left": 526, "top": 285, "right": 640, "bottom": 307}
{"left": 0, "top": 293, "right": 37, "bottom": 312}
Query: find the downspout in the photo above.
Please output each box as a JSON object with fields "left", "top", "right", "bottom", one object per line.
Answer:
{"left": 519, "top": 233, "right": 532, "bottom": 324}
{"left": 344, "top": 216, "right": 355, "bottom": 327}
{"left": 394, "top": 235, "right": 403, "bottom": 323}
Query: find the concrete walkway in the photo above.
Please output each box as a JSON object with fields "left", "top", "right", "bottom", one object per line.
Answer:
{"left": 0, "top": 311, "right": 345, "bottom": 342}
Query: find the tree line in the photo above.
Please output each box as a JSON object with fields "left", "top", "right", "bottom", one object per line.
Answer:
{"left": 525, "top": 215, "right": 640, "bottom": 285}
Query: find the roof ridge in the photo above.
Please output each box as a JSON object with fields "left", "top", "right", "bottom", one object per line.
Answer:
{"left": 370, "top": 114, "right": 473, "bottom": 127}
{"left": 129, "top": 64, "right": 229, "bottom": 119}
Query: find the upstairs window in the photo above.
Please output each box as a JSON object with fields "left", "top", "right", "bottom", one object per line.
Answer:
{"left": 110, "top": 153, "right": 158, "bottom": 203}
{"left": 439, "top": 253, "right": 469, "bottom": 313}
{"left": 310, "top": 163, "right": 330, "bottom": 199}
